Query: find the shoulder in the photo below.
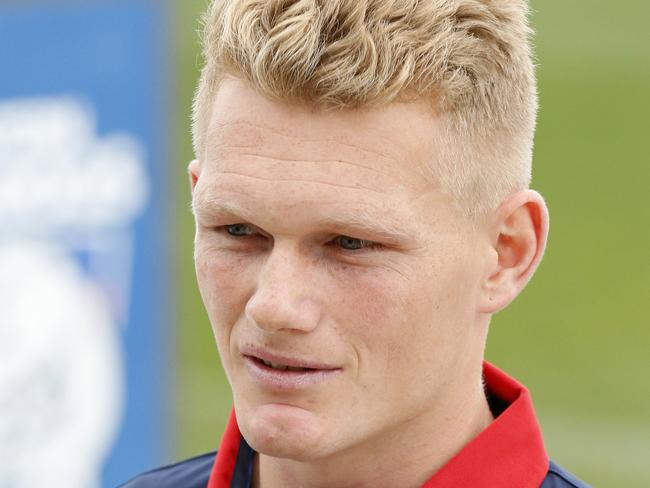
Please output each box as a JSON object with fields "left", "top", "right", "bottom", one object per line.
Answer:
{"left": 118, "top": 451, "right": 216, "bottom": 488}
{"left": 541, "top": 460, "right": 592, "bottom": 488}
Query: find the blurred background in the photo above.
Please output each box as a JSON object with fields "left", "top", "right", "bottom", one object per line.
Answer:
{"left": 0, "top": 0, "right": 648, "bottom": 486}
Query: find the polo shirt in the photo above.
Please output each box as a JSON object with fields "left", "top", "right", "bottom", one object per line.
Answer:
{"left": 121, "top": 362, "right": 591, "bottom": 487}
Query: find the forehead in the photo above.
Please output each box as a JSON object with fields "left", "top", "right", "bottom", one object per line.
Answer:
{"left": 197, "top": 79, "right": 453, "bottom": 232}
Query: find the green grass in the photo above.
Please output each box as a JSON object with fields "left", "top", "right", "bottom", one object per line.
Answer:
{"left": 171, "top": 2, "right": 650, "bottom": 485}
{"left": 170, "top": 0, "right": 232, "bottom": 458}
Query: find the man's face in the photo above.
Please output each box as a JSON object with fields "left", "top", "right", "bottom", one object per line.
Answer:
{"left": 192, "top": 79, "right": 492, "bottom": 461}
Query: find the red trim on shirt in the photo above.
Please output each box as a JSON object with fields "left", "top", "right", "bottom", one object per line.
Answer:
{"left": 207, "top": 409, "right": 241, "bottom": 488}
{"left": 422, "top": 362, "right": 549, "bottom": 487}
{"left": 207, "top": 361, "right": 549, "bottom": 488}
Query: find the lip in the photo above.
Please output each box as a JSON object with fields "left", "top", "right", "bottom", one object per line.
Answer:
{"left": 240, "top": 345, "right": 342, "bottom": 391}
{"left": 240, "top": 345, "right": 340, "bottom": 370}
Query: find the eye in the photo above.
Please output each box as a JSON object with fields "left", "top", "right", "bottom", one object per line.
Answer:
{"left": 333, "top": 235, "right": 380, "bottom": 251}
{"left": 225, "top": 223, "right": 257, "bottom": 237}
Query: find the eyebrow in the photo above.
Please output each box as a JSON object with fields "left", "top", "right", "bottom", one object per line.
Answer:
{"left": 193, "top": 197, "right": 413, "bottom": 244}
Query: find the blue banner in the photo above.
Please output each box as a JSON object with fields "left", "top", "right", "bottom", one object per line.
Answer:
{"left": 0, "top": 2, "right": 171, "bottom": 486}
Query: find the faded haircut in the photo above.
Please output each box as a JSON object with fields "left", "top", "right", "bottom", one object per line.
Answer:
{"left": 192, "top": 0, "right": 538, "bottom": 218}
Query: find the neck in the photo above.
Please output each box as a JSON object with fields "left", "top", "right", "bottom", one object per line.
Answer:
{"left": 253, "top": 363, "right": 494, "bottom": 488}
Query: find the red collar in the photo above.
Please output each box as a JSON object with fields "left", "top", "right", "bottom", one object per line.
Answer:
{"left": 208, "top": 361, "right": 549, "bottom": 488}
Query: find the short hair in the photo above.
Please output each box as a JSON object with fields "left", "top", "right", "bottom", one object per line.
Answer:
{"left": 192, "top": 0, "right": 537, "bottom": 218}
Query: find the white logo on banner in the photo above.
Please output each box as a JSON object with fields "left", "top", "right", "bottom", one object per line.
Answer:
{"left": 0, "top": 96, "right": 149, "bottom": 488}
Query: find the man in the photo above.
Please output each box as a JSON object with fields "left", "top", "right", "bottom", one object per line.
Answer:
{"left": 124, "top": 0, "right": 590, "bottom": 486}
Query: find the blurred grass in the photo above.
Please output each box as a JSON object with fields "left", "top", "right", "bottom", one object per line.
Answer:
{"left": 171, "top": 1, "right": 650, "bottom": 486}
{"left": 170, "top": 0, "right": 233, "bottom": 460}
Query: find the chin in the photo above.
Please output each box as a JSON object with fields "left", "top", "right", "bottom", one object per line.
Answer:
{"left": 238, "top": 402, "right": 329, "bottom": 461}
{"left": 248, "top": 434, "right": 320, "bottom": 461}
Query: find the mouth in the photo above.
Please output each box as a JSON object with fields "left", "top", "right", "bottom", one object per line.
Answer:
{"left": 241, "top": 347, "right": 341, "bottom": 390}
{"left": 252, "top": 356, "right": 319, "bottom": 373}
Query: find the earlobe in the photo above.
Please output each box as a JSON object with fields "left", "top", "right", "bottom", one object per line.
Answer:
{"left": 188, "top": 159, "right": 201, "bottom": 192}
{"left": 479, "top": 190, "right": 549, "bottom": 314}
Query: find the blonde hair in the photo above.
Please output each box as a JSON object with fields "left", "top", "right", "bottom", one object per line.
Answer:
{"left": 192, "top": 0, "right": 537, "bottom": 217}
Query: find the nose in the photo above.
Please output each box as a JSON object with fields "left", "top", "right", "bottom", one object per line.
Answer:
{"left": 245, "top": 244, "right": 322, "bottom": 334}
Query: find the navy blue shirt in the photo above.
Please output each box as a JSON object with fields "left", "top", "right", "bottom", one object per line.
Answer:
{"left": 120, "top": 447, "right": 589, "bottom": 487}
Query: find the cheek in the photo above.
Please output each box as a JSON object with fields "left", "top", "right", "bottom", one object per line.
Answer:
{"left": 194, "top": 243, "right": 255, "bottom": 334}
{"left": 338, "top": 253, "right": 479, "bottom": 377}
{"left": 330, "top": 265, "right": 416, "bottom": 360}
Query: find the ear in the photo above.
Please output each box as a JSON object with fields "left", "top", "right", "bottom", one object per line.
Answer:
{"left": 479, "top": 190, "right": 549, "bottom": 314}
{"left": 188, "top": 159, "right": 201, "bottom": 193}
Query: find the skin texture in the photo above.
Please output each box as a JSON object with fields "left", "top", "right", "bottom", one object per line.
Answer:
{"left": 190, "top": 78, "right": 549, "bottom": 488}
